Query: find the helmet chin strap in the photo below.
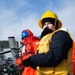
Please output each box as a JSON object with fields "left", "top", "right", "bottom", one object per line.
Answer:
{"left": 54, "top": 20, "right": 57, "bottom": 28}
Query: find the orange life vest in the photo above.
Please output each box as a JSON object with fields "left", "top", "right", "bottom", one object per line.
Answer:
{"left": 72, "top": 41, "right": 75, "bottom": 74}
{"left": 16, "top": 36, "right": 40, "bottom": 75}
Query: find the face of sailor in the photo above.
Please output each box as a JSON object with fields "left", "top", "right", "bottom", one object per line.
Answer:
{"left": 42, "top": 22, "right": 56, "bottom": 31}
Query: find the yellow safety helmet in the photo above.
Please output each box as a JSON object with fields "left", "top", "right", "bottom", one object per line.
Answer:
{"left": 38, "top": 10, "right": 62, "bottom": 29}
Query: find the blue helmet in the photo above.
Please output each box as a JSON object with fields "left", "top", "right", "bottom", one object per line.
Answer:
{"left": 21, "top": 30, "right": 28, "bottom": 39}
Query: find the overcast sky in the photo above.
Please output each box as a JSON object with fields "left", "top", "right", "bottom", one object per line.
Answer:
{"left": 0, "top": 0, "right": 75, "bottom": 57}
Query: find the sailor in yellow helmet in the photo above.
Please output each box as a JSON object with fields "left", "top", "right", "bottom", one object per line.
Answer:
{"left": 22, "top": 10, "right": 73, "bottom": 75}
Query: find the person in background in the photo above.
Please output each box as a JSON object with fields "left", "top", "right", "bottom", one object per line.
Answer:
{"left": 8, "top": 64, "right": 15, "bottom": 75}
{"left": 22, "top": 10, "right": 73, "bottom": 75}
{"left": 16, "top": 29, "right": 40, "bottom": 75}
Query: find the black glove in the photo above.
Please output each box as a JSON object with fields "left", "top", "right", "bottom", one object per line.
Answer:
{"left": 22, "top": 58, "right": 31, "bottom": 67}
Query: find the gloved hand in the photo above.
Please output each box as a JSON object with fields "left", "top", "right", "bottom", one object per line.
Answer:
{"left": 22, "top": 57, "right": 31, "bottom": 67}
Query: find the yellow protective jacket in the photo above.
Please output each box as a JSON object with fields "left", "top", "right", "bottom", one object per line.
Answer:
{"left": 36, "top": 30, "right": 73, "bottom": 75}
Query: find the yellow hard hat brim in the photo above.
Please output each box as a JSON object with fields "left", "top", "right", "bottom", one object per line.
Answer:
{"left": 38, "top": 18, "right": 62, "bottom": 29}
